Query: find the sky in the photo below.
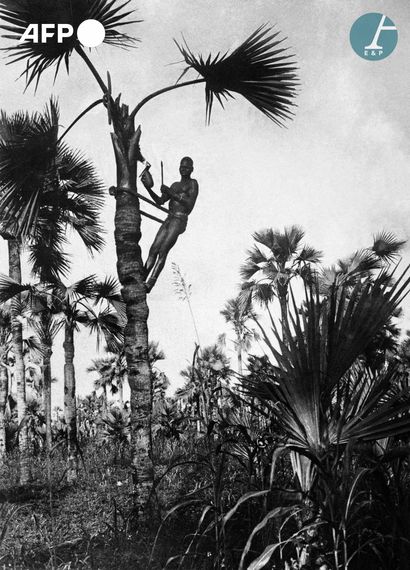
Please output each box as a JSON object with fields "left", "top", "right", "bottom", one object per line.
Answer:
{"left": 1, "top": 0, "right": 410, "bottom": 406}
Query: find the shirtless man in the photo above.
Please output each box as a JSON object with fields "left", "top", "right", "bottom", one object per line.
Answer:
{"left": 140, "top": 157, "right": 198, "bottom": 292}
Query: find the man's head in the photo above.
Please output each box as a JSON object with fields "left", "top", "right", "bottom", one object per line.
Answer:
{"left": 180, "top": 156, "right": 193, "bottom": 177}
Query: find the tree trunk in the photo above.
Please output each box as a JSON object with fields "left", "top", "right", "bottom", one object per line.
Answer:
{"left": 63, "top": 324, "right": 78, "bottom": 483}
{"left": 8, "top": 239, "right": 30, "bottom": 483}
{"left": 102, "top": 384, "right": 107, "bottom": 414}
{"left": 110, "top": 112, "right": 153, "bottom": 514}
{"left": 0, "top": 348, "right": 8, "bottom": 459}
{"left": 236, "top": 332, "right": 243, "bottom": 375}
{"left": 42, "top": 344, "right": 53, "bottom": 451}
{"left": 118, "top": 381, "right": 124, "bottom": 407}
{"left": 279, "top": 293, "right": 289, "bottom": 344}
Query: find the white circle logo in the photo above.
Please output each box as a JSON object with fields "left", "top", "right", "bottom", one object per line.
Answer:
{"left": 77, "top": 19, "right": 105, "bottom": 48}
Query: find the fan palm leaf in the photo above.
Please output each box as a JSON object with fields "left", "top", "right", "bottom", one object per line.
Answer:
{"left": 0, "top": 98, "right": 105, "bottom": 281}
{"left": 0, "top": 117, "right": 105, "bottom": 242}
{"left": 372, "top": 231, "right": 406, "bottom": 262}
{"left": 0, "top": 0, "right": 140, "bottom": 87}
{"left": 175, "top": 24, "right": 298, "bottom": 125}
{"left": 245, "top": 267, "right": 410, "bottom": 458}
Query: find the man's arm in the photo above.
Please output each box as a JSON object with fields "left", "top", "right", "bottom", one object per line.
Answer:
{"left": 164, "top": 180, "right": 199, "bottom": 211}
{"left": 141, "top": 171, "right": 169, "bottom": 206}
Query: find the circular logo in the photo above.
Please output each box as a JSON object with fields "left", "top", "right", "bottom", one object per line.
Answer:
{"left": 77, "top": 19, "right": 106, "bottom": 48}
{"left": 350, "top": 13, "right": 398, "bottom": 61}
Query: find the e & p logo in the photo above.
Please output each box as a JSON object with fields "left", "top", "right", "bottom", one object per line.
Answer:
{"left": 350, "top": 13, "right": 398, "bottom": 61}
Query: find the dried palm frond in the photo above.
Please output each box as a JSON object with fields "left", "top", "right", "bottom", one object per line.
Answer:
{"left": 175, "top": 24, "right": 298, "bottom": 125}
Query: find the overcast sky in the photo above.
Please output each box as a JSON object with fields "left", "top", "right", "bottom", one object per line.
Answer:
{"left": 1, "top": 0, "right": 410, "bottom": 405}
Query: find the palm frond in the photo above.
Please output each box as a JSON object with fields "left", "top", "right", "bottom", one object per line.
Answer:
{"left": 0, "top": 98, "right": 60, "bottom": 235}
{"left": 0, "top": 273, "right": 34, "bottom": 303}
{"left": 28, "top": 228, "right": 71, "bottom": 282}
{"left": 85, "top": 306, "right": 124, "bottom": 351}
{"left": 149, "top": 341, "right": 165, "bottom": 364}
{"left": 372, "top": 231, "right": 406, "bottom": 262}
{"left": 65, "top": 274, "right": 98, "bottom": 300}
{"left": 175, "top": 24, "right": 298, "bottom": 125}
{"left": 252, "top": 229, "right": 276, "bottom": 251}
{"left": 245, "top": 266, "right": 410, "bottom": 454}
{"left": 297, "top": 245, "right": 323, "bottom": 264}
{"left": 239, "top": 260, "right": 261, "bottom": 282}
{"left": 0, "top": 0, "right": 140, "bottom": 87}
{"left": 93, "top": 276, "right": 125, "bottom": 320}
{"left": 337, "top": 249, "right": 381, "bottom": 279}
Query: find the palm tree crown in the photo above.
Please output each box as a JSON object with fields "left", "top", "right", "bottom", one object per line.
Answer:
{"left": 0, "top": 98, "right": 105, "bottom": 280}
{"left": 176, "top": 24, "right": 298, "bottom": 125}
{"left": 240, "top": 225, "right": 322, "bottom": 311}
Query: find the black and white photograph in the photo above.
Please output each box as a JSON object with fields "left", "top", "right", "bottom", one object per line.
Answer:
{"left": 0, "top": 1, "right": 409, "bottom": 568}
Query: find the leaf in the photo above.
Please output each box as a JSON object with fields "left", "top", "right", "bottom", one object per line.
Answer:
{"left": 222, "top": 489, "right": 269, "bottom": 528}
{"left": 175, "top": 24, "right": 298, "bottom": 125}
{"left": 239, "top": 507, "right": 293, "bottom": 570}
{"left": 246, "top": 543, "right": 280, "bottom": 570}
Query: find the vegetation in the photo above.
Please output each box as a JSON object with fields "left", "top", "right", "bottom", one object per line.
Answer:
{"left": 0, "top": 2, "right": 408, "bottom": 569}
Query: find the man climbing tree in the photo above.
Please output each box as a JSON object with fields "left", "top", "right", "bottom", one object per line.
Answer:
{"left": 0, "top": 0, "right": 298, "bottom": 514}
{"left": 141, "top": 157, "right": 198, "bottom": 292}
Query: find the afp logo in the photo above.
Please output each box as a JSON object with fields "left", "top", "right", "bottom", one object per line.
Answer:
{"left": 18, "top": 19, "right": 106, "bottom": 48}
{"left": 350, "top": 13, "right": 398, "bottom": 61}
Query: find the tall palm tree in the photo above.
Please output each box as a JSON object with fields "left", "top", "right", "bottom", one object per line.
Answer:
{"left": 220, "top": 296, "right": 258, "bottom": 374}
{"left": 0, "top": 1, "right": 299, "bottom": 510}
{"left": 240, "top": 225, "right": 322, "bottom": 341}
{"left": 0, "top": 307, "right": 11, "bottom": 459}
{"left": 51, "top": 275, "right": 124, "bottom": 482}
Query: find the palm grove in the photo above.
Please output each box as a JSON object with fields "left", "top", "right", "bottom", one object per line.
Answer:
{"left": 0, "top": 2, "right": 409, "bottom": 569}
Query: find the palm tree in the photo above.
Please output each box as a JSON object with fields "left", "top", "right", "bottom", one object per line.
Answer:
{"left": 245, "top": 266, "right": 410, "bottom": 568}
{"left": 88, "top": 356, "right": 119, "bottom": 414}
{"left": 0, "top": 99, "right": 104, "bottom": 458}
{"left": 0, "top": 98, "right": 104, "bottom": 480}
{"left": 0, "top": 307, "right": 11, "bottom": 459}
{"left": 0, "top": 1, "right": 299, "bottom": 509}
{"left": 319, "top": 231, "right": 405, "bottom": 294}
{"left": 220, "top": 296, "right": 258, "bottom": 374}
{"left": 0, "top": 274, "right": 124, "bottom": 477}
{"left": 240, "top": 225, "right": 322, "bottom": 341}
{"left": 180, "top": 343, "right": 231, "bottom": 428}
{"left": 52, "top": 275, "right": 124, "bottom": 482}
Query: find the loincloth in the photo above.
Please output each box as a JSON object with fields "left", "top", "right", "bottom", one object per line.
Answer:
{"left": 168, "top": 212, "right": 188, "bottom": 220}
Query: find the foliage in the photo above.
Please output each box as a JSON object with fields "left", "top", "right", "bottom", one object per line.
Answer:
{"left": 176, "top": 24, "right": 298, "bottom": 125}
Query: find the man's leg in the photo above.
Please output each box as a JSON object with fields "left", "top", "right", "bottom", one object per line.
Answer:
{"left": 144, "top": 222, "right": 169, "bottom": 278}
{"left": 145, "top": 219, "right": 183, "bottom": 292}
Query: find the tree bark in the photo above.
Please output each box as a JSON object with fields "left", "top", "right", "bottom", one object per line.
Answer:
{"left": 236, "top": 331, "right": 243, "bottom": 375}
{"left": 8, "top": 239, "right": 30, "bottom": 483}
{"left": 0, "top": 348, "right": 8, "bottom": 460}
{"left": 63, "top": 324, "right": 78, "bottom": 483}
{"left": 42, "top": 344, "right": 53, "bottom": 452}
{"left": 110, "top": 110, "right": 153, "bottom": 514}
{"left": 118, "top": 380, "right": 124, "bottom": 407}
{"left": 279, "top": 292, "right": 290, "bottom": 344}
